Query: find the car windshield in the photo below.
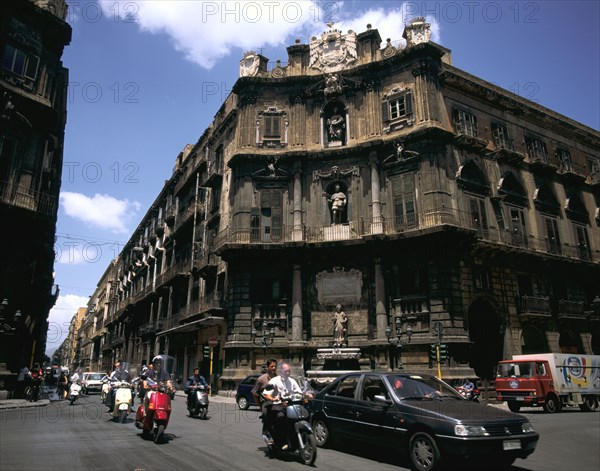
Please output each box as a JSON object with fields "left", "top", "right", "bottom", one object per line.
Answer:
{"left": 497, "top": 362, "right": 535, "bottom": 378}
{"left": 87, "top": 374, "right": 103, "bottom": 380}
{"left": 389, "top": 375, "right": 463, "bottom": 400}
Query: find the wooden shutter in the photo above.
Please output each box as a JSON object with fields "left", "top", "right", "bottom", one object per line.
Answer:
{"left": 271, "top": 190, "right": 282, "bottom": 241}
{"left": 404, "top": 92, "right": 413, "bottom": 116}
{"left": 381, "top": 101, "right": 389, "bottom": 122}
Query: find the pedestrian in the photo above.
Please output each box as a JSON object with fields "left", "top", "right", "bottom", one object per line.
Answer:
{"left": 16, "top": 365, "right": 28, "bottom": 399}
{"left": 57, "top": 371, "right": 68, "bottom": 400}
{"left": 251, "top": 358, "right": 278, "bottom": 445}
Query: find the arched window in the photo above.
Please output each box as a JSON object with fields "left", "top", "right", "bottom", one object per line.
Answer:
{"left": 498, "top": 172, "right": 527, "bottom": 207}
{"left": 457, "top": 161, "right": 489, "bottom": 195}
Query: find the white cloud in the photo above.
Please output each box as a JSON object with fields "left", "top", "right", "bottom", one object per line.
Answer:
{"left": 46, "top": 294, "right": 90, "bottom": 356}
{"left": 60, "top": 192, "right": 141, "bottom": 234}
{"left": 98, "top": 1, "right": 440, "bottom": 69}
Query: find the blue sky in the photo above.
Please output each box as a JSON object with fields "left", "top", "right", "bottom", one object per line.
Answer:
{"left": 46, "top": 0, "right": 600, "bottom": 355}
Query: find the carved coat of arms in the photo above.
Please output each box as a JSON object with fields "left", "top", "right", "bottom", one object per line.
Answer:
{"left": 240, "top": 53, "right": 260, "bottom": 77}
{"left": 309, "top": 24, "right": 357, "bottom": 73}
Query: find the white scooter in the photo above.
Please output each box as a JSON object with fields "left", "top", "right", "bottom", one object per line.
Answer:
{"left": 101, "top": 379, "right": 110, "bottom": 404}
{"left": 69, "top": 381, "right": 82, "bottom": 405}
{"left": 112, "top": 381, "right": 133, "bottom": 423}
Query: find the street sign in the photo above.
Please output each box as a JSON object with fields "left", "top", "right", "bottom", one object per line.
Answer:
{"left": 208, "top": 336, "right": 219, "bottom": 348}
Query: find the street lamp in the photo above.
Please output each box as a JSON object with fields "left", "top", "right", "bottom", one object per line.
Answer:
{"left": 251, "top": 320, "right": 275, "bottom": 349}
{"left": 0, "top": 299, "right": 22, "bottom": 335}
{"left": 386, "top": 315, "right": 414, "bottom": 370}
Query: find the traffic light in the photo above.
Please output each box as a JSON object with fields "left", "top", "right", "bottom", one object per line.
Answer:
{"left": 429, "top": 344, "right": 438, "bottom": 363}
{"left": 203, "top": 345, "right": 211, "bottom": 357}
{"left": 438, "top": 344, "right": 448, "bottom": 362}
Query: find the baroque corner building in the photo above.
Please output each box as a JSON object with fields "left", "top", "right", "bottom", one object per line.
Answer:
{"left": 84, "top": 19, "right": 599, "bottom": 388}
{"left": 0, "top": 0, "right": 70, "bottom": 373}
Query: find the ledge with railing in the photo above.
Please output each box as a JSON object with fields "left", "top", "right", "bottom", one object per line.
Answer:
{"left": 212, "top": 207, "right": 597, "bottom": 263}
{"left": 0, "top": 180, "right": 57, "bottom": 216}
{"left": 518, "top": 296, "right": 551, "bottom": 318}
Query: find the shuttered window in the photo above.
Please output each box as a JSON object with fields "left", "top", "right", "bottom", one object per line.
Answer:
{"left": 382, "top": 91, "right": 413, "bottom": 122}
{"left": 251, "top": 189, "right": 283, "bottom": 242}
{"left": 391, "top": 174, "right": 416, "bottom": 230}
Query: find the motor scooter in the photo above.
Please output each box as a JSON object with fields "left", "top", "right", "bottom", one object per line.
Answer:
{"left": 264, "top": 391, "right": 317, "bottom": 465}
{"left": 186, "top": 384, "right": 209, "bottom": 419}
{"left": 69, "top": 381, "right": 82, "bottom": 405}
{"left": 457, "top": 385, "right": 480, "bottom": 402}
{"left": 112, "top": 381, "right": 133, "bottom": 423}
{"left": 100, "top": 379, "right": 110, "bottom": 404}
{"left": 135, "top": 354, "right": 174, "bottom": 444}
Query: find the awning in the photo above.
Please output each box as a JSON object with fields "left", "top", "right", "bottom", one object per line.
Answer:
{"left": 156, "top": 314, "right": 225, "bottom": 336}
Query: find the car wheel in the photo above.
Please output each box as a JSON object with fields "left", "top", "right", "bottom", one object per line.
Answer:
{"left": 409, "top": 432, "right": 441, "bottom": 471}
{"left": 312, "top": 418, "right": 331, "bottom": 448}
{"left": 507, "top": 402, "right": 521, "bottom": 413}
{"left": 579, "top": 396, "right": 598, "bottom": 412}
{"left": 543, "top": 394, "right": 561, "bottom": 413}
{"left": 237, "top": 396, "right": 249, "bottom": 410}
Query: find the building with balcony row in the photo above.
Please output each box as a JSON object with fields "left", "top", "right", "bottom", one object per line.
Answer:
{"left": 0, "top": 0, "right": 70, "bottom": 374}
{"left": 78, "top": 19, "right": 599, "bottom": 388}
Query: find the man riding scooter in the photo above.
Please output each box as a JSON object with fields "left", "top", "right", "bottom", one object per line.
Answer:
{"left": 106, "top": 359, "right": 131, "bottom": 413}
{"left": 184, "top": 367, "right": 209, "bottom": 418}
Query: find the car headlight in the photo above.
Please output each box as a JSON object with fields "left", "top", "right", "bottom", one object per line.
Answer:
{"left": 454, "top": 425, "right": 489, "bottom": 437}
{"left": 521, "top": 421, "right": 535, "bottom": 433}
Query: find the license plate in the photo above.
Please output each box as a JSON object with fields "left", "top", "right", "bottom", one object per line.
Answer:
{"left": 515, "top": 397, "right": 524, "bottom": 401}
{"left": 119, "top": 404, "right": 128, "bottom": 410}
{"left": 503, "top": 440, "right": 521, "bottom": 450}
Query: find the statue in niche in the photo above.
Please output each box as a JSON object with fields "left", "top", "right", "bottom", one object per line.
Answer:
{"left": 332, "top": 304, "right": 348, "bottom": 347}
{"left": 329, "top": 183, "right": 346, "bottom": 224}
{"left": 327, "top": 107, "right": 345, "bottom": 142}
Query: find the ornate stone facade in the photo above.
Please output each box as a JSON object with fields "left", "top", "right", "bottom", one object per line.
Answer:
{"left": 81, "top": 18, "right": 599, "bottom": 392}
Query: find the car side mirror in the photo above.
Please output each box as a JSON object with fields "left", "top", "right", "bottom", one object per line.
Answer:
{"left": 374, "top": 394, "right": 393, "bottom": 406}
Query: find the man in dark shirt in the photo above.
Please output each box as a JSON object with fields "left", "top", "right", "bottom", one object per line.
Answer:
{"left": 251, "top": 358, "right": 278, "bottom": 445}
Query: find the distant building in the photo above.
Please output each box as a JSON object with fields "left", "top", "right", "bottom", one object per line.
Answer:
{"left": 0, "top": 0, "right": 71, "bottom": 373}
{"left": 83, "top": 20, "right": 599, "bottom": 389}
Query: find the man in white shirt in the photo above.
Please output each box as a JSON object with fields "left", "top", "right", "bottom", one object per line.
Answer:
{"left": 262, "top": 363, "right": 302, "bottom": 449}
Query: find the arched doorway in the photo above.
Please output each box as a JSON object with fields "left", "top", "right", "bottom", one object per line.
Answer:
{"left": 520, "top": 325, "right": 549, "bottom": 354}
{"left": 558, "top": 330, "right": 582, "bottom": 353}
{"left": 467, "top": 297, "right": 503, "bottom": 380}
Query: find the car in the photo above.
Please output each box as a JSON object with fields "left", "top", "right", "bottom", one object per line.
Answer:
{"left": 308, "top": 372, "right": 539, "bottom": 470}
{"left": 236, "top": 374, "right": 260, "bottom": 410}
{"left": 81, "top": 372, "right": 105, "bottom": 395}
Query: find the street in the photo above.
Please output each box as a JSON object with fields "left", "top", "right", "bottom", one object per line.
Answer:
{"left": 1, "top": 394, "right": 599, "bottom": 471}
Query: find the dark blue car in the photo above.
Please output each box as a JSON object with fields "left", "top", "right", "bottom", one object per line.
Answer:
{"left": 236, "top": 374, "right": 260, "bottom": 410}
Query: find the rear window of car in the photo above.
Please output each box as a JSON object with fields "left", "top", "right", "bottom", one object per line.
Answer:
{"left": 241, "top": 376, "right": 257, "bottom": 386}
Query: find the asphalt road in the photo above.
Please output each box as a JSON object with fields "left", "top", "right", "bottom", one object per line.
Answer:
{"left": 1, "top": 394, "right": 598, "bottom": 471}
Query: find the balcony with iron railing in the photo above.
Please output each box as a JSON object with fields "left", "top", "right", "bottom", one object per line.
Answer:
{"left": 0, "top": 180, "right": 57, "bottom": 216}
{"left": 154, "top": 260, "right": 188, "bottom": 290}
{"left": 252, "top": 303, "right": 288, "bottom": 330}
{"left": 518, "top": 296, "right": 551, "bottom": 319}
{"left": 205, "top": 161, "right": 224, "bottom": 188}
{"left": 557, "top": 300, "right": 586, "bottom": 320}
{"left": 453, "top": 121, "right": 487, "bottom": 151}
{"left": 488, "top": 136, "right": 525, "bottom": 165}
{"left": 174, "top": 204, "right": 203, "bottom": 232}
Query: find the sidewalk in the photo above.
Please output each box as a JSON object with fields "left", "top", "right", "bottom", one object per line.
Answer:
{"left": 0, "top": 398, "right": 51, "bottom": 411}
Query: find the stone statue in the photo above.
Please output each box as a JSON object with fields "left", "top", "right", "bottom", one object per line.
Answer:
{"left": 332, "top": 304, "right": 348, "bottom": 347}
{"left": 327, "top": 107, "right": 345, "bottom": 142}
{"left": 383, "top": 141, "right": 420, "bottom": 165}
{"left": 330, "top": 184, "right": 346, "bottom": 224}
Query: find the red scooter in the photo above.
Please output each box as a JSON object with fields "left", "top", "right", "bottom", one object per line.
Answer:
{"left": 135, "top": 355, "right": 174, "bottom": 443}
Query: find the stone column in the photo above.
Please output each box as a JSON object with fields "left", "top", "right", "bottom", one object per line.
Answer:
{"left": 369, "top": 152, "right": 383, "bottom": 234}
{"left": 291, "top": 265, "right": 303, "bottom": 341}
{"left": 374, "top": 259, "right": 388, "bottom": 339}
{"left": 293, "top": 163, "right": 303, "bottom": 241}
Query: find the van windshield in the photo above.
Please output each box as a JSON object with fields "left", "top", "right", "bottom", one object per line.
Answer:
{"left": 497, "top": 362, "right": 535, "bottom": 378}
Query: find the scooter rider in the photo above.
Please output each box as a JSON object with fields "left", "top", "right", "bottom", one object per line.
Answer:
{"left": 262, "top": 362, "right": 303, "bottom": 449}
{"left": 107, "top": 359, "right": 131, "bottom": 413}
{"left": 184, "top": 367, "right": 208, "bottom": 409}
{"left": 252, "top": 358, "right": 278, "bottom": 445}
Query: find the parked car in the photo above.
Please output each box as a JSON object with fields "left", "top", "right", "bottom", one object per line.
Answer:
{"left": 308, "top": 372, "right": 539, "bottom": 470}
{"left": 81, "top": 372, "right": 105, "bottom": 395}
{"left": 236, "top": 374, "right": 260, "bottom": 410}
